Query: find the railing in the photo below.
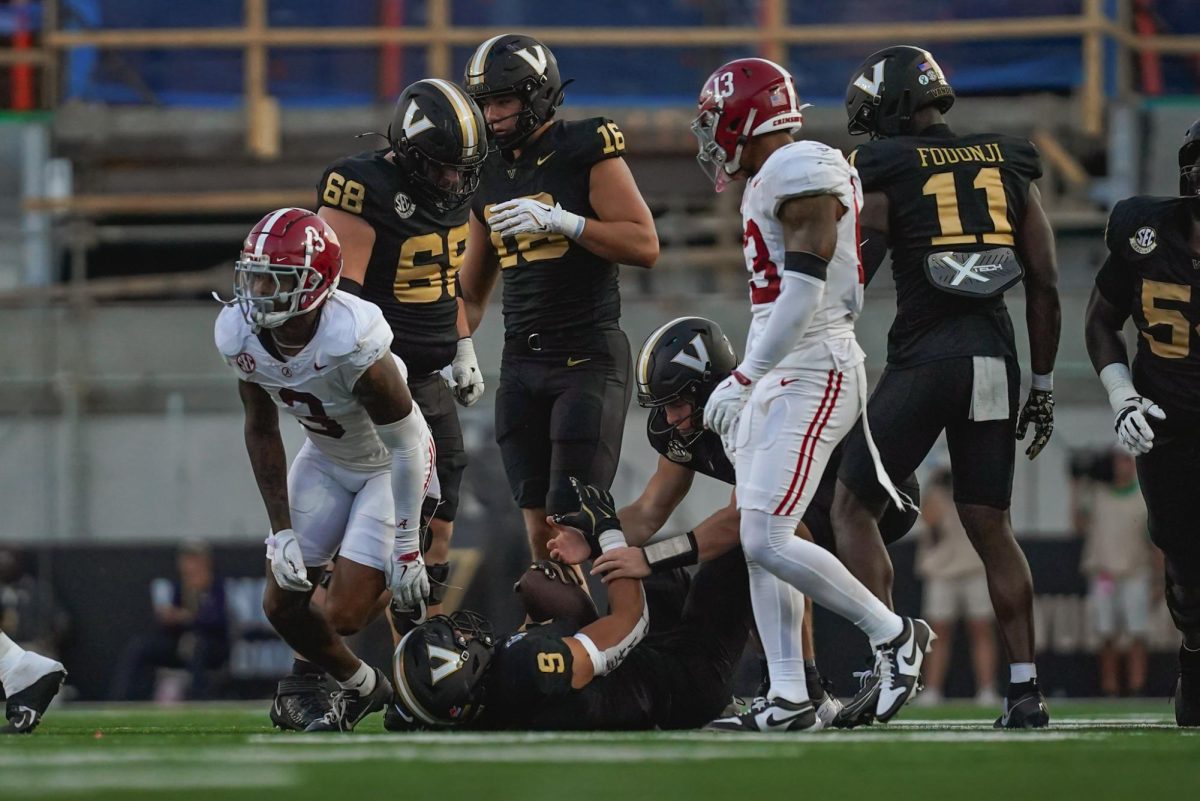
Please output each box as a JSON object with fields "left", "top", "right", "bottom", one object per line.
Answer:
{"left": 0, "top": 0, "right": 1198, "bottom": 221}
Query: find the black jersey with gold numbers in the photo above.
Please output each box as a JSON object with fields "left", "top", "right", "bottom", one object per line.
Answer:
{"left": 318, "top": 149, "right": 468, "bottom": 376}
{"left": 471, "top": 117, "right": 626, "bottom": 339}
{"left": 850, "top": 125, "right": 1043, "bottom": 367}
{"left": 1095, "top": 196, "right": 1200, "bottom": 426}
{"left": 480, "top": 620, "right": 576, "bottom": 728}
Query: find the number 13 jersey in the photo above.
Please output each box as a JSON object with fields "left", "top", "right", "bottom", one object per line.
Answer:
{"left": 850, "top": 125, "right": 1042, "bottom": 367}
{"left": 739, "top": 140, "right": 865, "bottom": 372}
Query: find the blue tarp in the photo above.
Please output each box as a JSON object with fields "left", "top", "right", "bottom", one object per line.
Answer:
{"left": 53, "top": 0, "right": 1191, "bottom": 108}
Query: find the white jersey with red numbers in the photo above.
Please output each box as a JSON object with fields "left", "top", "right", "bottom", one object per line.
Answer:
{"left": 214, "top": 291, "right": 410, "bottom": 471}
{"left": 740, "top": 139, "right": 865, "bottom": 372}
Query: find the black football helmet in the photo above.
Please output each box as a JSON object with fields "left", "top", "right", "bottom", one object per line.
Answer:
{"left": 392, "top": 610, "right": 495, "bottom": 728}
{"left": 1180, "top": 118, "right": 1200, "bottom": 196}
{"left": 845, "top": 45, "right": 955, "bottom": 138}
{"left": 463, "top": 33, "right": 565, "bottom": 149}
{"left": 387, "top": 79, "right": 487, "bottom": 214}
{"left": 636, "top": 316, "right": 738, "bottom": 443}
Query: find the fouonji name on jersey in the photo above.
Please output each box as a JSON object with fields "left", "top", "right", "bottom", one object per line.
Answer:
{"left": 739, "top": 141, "right": 865, "bottom": 368}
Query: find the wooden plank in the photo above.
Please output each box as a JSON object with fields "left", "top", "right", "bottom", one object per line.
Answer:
{"left": 428, "top": 0, "right": 450, "bottom": 80}
{"left": 24, "top": 190, "right": 315, "bottom": 216}
{"left": 243, "top": 0, "right": 279, "bottom": 159}
{"left": 1081, "top": 0, "right": 1104, "bottom": 137}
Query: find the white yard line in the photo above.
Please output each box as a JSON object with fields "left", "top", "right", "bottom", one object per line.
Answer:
{"left": 0, "top": 766, "right": 296, "bottom": 796}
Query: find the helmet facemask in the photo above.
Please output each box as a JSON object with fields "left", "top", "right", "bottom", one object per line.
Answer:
{"left": 692, "top": 105, "right": 758, "bottom": 194}
{"left": 232, "top": 255, "right": 327, "bottom": 332}
{"left": 393, "top": 133, "right": 484, "bottom": 214}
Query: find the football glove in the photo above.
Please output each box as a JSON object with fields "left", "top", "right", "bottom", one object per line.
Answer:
{"left": 1113, "top": 395, "right": 1166, "bottom": 455}
{"left": 551, "top": 478, "right": 622, "bottom": 559}
{"left": 265, "top": 529, "right": 312, "bottom": 592}
{"left": 703, "top": 370, "right": 753, "bottom": 442}
{"left": 450, "top": 337, "right": 485, "bottom": 407}
{"left": 488, "top": 198, "right": 586, "bottom": 240}
{"left": 1015, "top": 388, "right": 1055, "bottom": 460}
{"left": 386, "top": 545, "right": 429, "bottom": 612}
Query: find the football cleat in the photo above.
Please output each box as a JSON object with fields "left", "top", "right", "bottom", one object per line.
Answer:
{"left": 704, "top": 696, "right": 819, "bottom": 733}
{"left": 812, "top": 681, "right": 844, "bottom": 731}
{"left": 1174, "top": 646, "right": 1200, "bottom": 727}
{"left": 270, "top": 673, "right": 332, "bottom": 732}
{"left": 833, "top": 659, "right": 880, "bottom": 729}
{"left": 2, "top": 661, "right": 66, "bottom": 735}
{"left": 304, "top": 668, "right": 392, "bottom": 733}
{"left": 875, "top": 618, "right": 935, "bottom": 723}
{"left": 993, "top": 679, "right": 1050, "bottom": 729}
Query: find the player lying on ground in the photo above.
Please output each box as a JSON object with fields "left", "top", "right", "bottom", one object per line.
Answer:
{"left": 552, "top": 315, "right": 920, "bottom": 728}
{"left": 214, "top": 208, "right": 436, "bottom": 732}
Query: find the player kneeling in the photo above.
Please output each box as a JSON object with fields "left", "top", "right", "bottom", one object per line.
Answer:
{"left": 215, "top": 208, "right": 436, "bottom": 732}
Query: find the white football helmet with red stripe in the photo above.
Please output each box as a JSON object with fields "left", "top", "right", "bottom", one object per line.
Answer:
{"left": 692, "top": 58, "right": 809, "bottom": 192}
{"left": 224, "top": 208, "right": 342, "bottom": 331}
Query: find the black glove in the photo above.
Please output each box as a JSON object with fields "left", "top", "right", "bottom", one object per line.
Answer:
{"left": 1015, "top": 388, "right": 1054, "bottom": 460}
{"left": 551, "top": 477, "right": 621, "bottom": 559}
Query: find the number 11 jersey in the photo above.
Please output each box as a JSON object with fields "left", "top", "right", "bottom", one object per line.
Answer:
{"left": 850, "top": 125, "right": 1042, "bottom": 367}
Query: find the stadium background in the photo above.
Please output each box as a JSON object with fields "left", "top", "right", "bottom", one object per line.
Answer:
{"left": 0, "top": 0, "right": 1196, "bottom": 702}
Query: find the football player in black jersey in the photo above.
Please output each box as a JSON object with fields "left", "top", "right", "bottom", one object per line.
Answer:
{"left": 1084, "top": 119, "right": 1200, "bottom": 726}
{"left": 390, "top": 480, "right": 763, "bottom": 731}
{"left": 266, "top": 80, "right": 485, "bottom": 732}
{"left": 837, "top": 46, "right": 1060, "bottom": 728}
{"left": 457, "top": 34, "right": 659, "bottom": 574}
{"left": 581, "top": 316, "right": 919, "bottom": 728}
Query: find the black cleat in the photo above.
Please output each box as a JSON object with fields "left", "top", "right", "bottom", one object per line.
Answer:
{"left": 875, "top": 618, "right": 935, "bottom": 722}
{"left": 270, "top": 674, "right": 332, "bottom": 732}
{"left": 304, "top": 668, "right": 392, "bottom": 733}
{"left": 704, "top": 696, "right": 819, "bottom": 733}
{"left": 3, "top": 669, "right": 66, "bottom": 734}
{"left": 994, "top": 679, "right": 1050, "bottom": 729}
{"left": 383, "top": 696, "right": 423, "bottom": 732}
{"left": 1175, "top": 646, "right": 1200, "bottom": 727}
{"left": 834, "top": 660, "right": 880, "bottom": 729}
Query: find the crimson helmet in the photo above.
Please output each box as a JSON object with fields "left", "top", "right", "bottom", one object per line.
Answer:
{"left": 692, "top": 58, "right": 808, "bottom": 192}
{"left": 231, "top": 208, "right": 342, "bottom": 331}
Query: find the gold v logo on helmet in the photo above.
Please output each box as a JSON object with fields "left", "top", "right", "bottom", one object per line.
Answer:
{"left": 427, "top": 644, "right": 466, "bottom": 685}
{"left": 669, "top": 334, "right": 711, "bottom": 374}
{"left": 401, "top": 99, "right": 435, "bottom": 139}
{"left": 515, "top": 45, "right": 548, "bottom": 76}
{"left": 854, "top": 60, "right": 886, "bottom": 98}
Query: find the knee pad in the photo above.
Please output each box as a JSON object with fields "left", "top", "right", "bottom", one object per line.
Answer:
{"left": 1166, "top": 574, "right": 1200, "bottom": 639}
{"left": 426, "top": 561, "right": 451, "bottom": 607}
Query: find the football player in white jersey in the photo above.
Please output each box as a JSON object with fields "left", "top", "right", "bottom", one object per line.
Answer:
{"left": 214, "top": 208, "right": 436, "bottom": 732}
{"left": 691, "top": 59, "right": 932, "bottom": 731}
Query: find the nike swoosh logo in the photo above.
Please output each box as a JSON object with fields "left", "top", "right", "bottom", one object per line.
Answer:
{"left": 897, "top": 630, "right": 921, "bottom": 675}
{"left": 313, "top": 362, "right": 327, "bottom": 371}
{"left": 392, "top": 703, "right": 414, "bottom": 724}
{"left": 11, "top": 706, "right": 36, "bottom": 732}
{"left": 566, "top": 357, "right": 591, "bottom": 367}
{"left": 780, "top": 378, "right": 798, "bottom": 386}
{"left": 757, "top": 708, "right": 806, "bottom": 729}
{"left": 536, "top": 151, "right": 556, "bottom": 166}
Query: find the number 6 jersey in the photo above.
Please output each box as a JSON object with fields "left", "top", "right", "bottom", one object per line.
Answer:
{"left": 849, "top": 125, "right": 1042, "bottom": 367}
{"left": 215, "top": 292, "right": 409, "bottom": 471}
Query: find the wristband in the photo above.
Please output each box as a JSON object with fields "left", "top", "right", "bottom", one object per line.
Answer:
{"left": 598, "top": 528, "right": 627, "bottom": 555}
{"left": 643, "top": 531, "right": 699, "bottom": 572}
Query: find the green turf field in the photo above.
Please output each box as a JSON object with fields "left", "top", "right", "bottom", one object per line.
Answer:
{"left": 1, "top": 702, "right": 1196, "bottom": 800}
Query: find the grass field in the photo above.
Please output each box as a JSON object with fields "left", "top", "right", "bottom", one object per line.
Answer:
{"left": 1, "top": 702, "right": 1196, "bottom": 800}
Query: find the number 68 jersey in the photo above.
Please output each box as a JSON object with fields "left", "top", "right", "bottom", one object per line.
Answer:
{"left": 215, "top": 291, "right": 409, "bottom": 471}
{"left": 740, "top": 140, "right": 865, "bottom": 371}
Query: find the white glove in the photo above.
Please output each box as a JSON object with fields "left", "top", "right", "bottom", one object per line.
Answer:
{"left": 488, "top": 198, "right": 586, "bottom": 240}
{"left": 703, "top": 370, "right": 753, "bottom": 442}
{"left": 265, "top": 529, "right": 312, "bottom": 592}
{"left": 1114, "top": 396, "right": 1166, "bottom": 455}
{"left": 386, "top": 543, "right": 429, "bottom": 611}
{"left": 450, "top": 338, "right": 485, "bottom": 407}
